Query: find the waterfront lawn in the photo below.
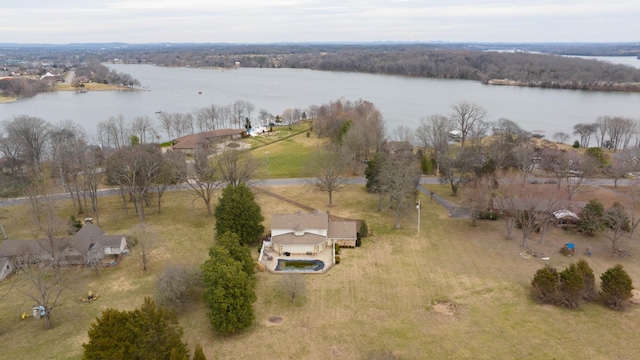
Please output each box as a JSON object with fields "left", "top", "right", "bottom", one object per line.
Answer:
{"left": 250, "top": 131, "right": 325, "bottom": 178}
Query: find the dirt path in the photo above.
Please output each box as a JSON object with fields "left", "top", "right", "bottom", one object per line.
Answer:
{"left": 252, "top": 186, "right": 362, "bottom": 225}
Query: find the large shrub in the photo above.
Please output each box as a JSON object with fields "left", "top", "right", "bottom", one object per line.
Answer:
{"left": 576, "top": 259, "right": 597, "bottom": 301}
{"left": 577, "top": 199, "right": 605, "bottom": 235}
{"left": 600, "top": 264, "right": 634, "bottom": 310}
{"left": 558, "top": 263, "right": 585, "bottom": 309}
{"left": 531, "top": 265, "right": 560, "bottom": 304}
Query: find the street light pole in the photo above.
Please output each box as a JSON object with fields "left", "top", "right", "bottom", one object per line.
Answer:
{"left": 416, "top": 199, "right": 421, "bottom": 237}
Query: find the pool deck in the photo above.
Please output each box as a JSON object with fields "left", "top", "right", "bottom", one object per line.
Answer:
{"left": 260, "top": 246, "right": 335, "bottom": 274}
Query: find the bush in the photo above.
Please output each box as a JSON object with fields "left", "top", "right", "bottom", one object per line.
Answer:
{"left": 156, "top": 265, "right": 200, "bottom": 313}
{"left": 476, "top": 211, "right": 498, "bottom": 220}
{"left": 572, "top": 140, "right": 580, "bottom": 149}
{"left": 334, "top": 243, "right": 341, "bottom": 255}
{"left": 359, "top": 220, "right": 368, "bottom": 238}
{"left": 335, "top": 255, "right": 341, "bottom": 264}
{"left": 576, "top": 259, "right": 597, "bottom": 301}
{"left": 600, "top": 264, "right": 634, "bottom": 310}
{"left": 532, "top": 261, "right": 599, "bottom": 309}
{"left": 531, "top": 265, "right": 560, "bottom": 304}
{"left": 558, "top": 263, "right": 585, "bottom": 309}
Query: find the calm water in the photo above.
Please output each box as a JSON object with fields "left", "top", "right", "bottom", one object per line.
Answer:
{"left": 2, "top": 60, "right": 640, "bottom": 143}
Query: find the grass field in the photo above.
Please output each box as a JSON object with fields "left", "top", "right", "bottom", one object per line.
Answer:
{"left": 2, "top": 182, "right": 640, "bottom": 359}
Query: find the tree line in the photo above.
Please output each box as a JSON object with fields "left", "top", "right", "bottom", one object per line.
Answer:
{"left": 4, "top": 43, "right": 640, "bottom": 96}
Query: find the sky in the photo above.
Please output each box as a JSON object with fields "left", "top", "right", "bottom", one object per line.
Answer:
{"left": 2, "top": 0, "right": 639, "bottom": 44}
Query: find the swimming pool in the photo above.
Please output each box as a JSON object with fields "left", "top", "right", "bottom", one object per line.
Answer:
{"left": 275, "top": 259, "right": 325, "bottom": 272}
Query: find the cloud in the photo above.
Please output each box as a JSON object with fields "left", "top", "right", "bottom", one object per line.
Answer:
{"left": 2, "top": 0, "right": 639, "bottom": 43}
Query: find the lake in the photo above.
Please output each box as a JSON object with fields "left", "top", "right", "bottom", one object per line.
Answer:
{"left": 2, "top": 59, "right": 640, "bottom": 143}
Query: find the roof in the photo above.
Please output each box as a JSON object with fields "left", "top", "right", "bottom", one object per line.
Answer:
{"left": 0, "top": 239, "right": 51, "bottom": 258}
{"left": 271, "top": 210, "right": 329, "bottom": 231}
{"left": 554, "top": 210, "right": 580, "bottom": 220}
{"left": 328, "top": 221, "right": 357, "bottom": 239}
{"left": 272, "top": 233, "right": 328, "bottom": 246}
{"left": 492, "top": 198, "right": 586, "bottom": 213}
{"left": 69, "top": 223, "right": 105, "bottom": 255}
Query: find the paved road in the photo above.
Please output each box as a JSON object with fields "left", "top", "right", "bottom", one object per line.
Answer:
{"left": 64, "top": 70, "right": 76, "bottom": 84}
{"left": 0, "top": 175, "right": 629, "bottom": 209}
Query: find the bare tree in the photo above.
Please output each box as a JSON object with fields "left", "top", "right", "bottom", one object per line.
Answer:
{"left": 132, "top": 115, "right": 155, "bottom": 143}
{"left": 83, "top": 148, "right": 106, "bottom": 225}
{"left": 494, "top": 184, "right": 563, "bottom": 247}
{"left": 184, "top": 149, "right": 222, "bottom": 215}
{"left": 438, "top": 150, "right": 477, "bottom": 196}
{"left": 552, "top": 132, "right": 570, "bottom": 144}
{"left": 602, "top": 203, "right": 630, "bottom": 256}
{"left": 605, "top": 152, "right": 633, "bottom": 188}
{"left": 50, "top": 121, "right": 87, "bottom": 215}
{"left": 415, "top": 114, "right": 453, "bottom": 175}
{"left": 540, "top": 149, "right": 598, "bottom": 200}
{"left": 606, "top": 116, "right": 635, "bottom": 151}
{"left": 594, "top": 116, "right": 608, "bottom": 148}
{"left": 308, "top": 145, "right": 351, "bottom": 206}
{"left": 342, "top": 100, "right": 385, "bottom": 161}
{"left": 132, "top": 225, "right": 161, "bottom": 272}
{"left": 281, "top": 108, "right": 298, "bottom": 130}
{"left": 154, "top": 150, "right": 187, "bottom": 213}
{"left": 280, "top": 273, "right": 307, "bottom": 303}
{"left": 215, "top": 148, "right": 261, "bottom": 187}
{"left": 450, "top": 101, "right": 487, "bottom": 151}
{"left": 197, "top": 104, "right": 221, "bottom": 131}
{"left": 379, "top": 152, "right": 422, "bottom": 228}
{"left": 489, "top": 118, "right": 531, "bottom": 169}
{"left": 156, "top": 265, "right": 200, "bottom": 313}
{"left": 391, "top": 125, "right": 414, "bottom": 144}
{"left": 2, "top": 115, "right": 51, "bottom": 170}
{"left": 106, "top": 145, "right": 163, "bottom": 223}
{"left": 573, "top": 123, "right": 596, "bottom": 148}
{"left": 158, "top": 112, "right": 174, "bottom": 140}
{"left": 19, "top": 259, "right": 70, "bottom": 329}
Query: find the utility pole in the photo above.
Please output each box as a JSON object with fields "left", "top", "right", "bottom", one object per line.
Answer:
{"left": 416, "top": 199, "right": 421, "bottom": 237}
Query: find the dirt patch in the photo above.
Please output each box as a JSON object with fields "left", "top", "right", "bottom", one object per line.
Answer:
{"left": 265, "top": 315, "right": 285, "bottom": 326}
{"left": 432, "top": 303, "right": 457, "bottom": 316}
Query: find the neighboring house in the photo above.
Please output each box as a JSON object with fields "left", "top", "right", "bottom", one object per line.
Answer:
{"left": 270, "top": 210, "right": 357, "bottom": 256}
{"left": 490, "top": 198, "right": 585, "bottom": 226}
{"left": 171, "top": 129, "right": 245, "bottom": 154}
{"left": 0, "top": 222, "right": 128, "bottom": 281}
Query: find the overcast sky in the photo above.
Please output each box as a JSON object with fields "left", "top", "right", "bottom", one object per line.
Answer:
{"left": 2, "top": 0, "right": 639, "bottom": 44}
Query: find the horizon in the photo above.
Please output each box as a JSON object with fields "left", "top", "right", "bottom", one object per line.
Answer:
{"left": 3, "top": 1, "right": 640, "bottom": 44}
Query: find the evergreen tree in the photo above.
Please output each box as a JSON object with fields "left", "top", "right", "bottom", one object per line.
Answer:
{"left": 576, "top": 259, "right": 597, "bottom": 301}
{"left": 193, "top": 343, "right": 207, "bottom": 360}
{"left": 531, "top": 265, "right": 559, "bottom": 304}
{"left": 577, "top": 199, "right": 605, "bottom": 235}
{"left": 215, "top": 231, "right": 255, "bottom": 277}
{"left": 214, "top": 183, "right": 264, "bottom": 245}
{"left": 600, "top": 264, "right": 634, "bottom": 310}
{"left": 202, "top": 246, "right": 256, "bottom": 335}
{"left": 558, "top": 263, "right": 585, "bottom": 309}
{"left": 83, "top": 297, "right": 189, "bottom": 360}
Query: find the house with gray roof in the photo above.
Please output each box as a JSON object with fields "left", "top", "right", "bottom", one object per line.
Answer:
{"left": 270, "top": 210, "right": 357, "bottom": 256}
{"left": 0, "top": 223, "right": 128, "bottom": 281}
